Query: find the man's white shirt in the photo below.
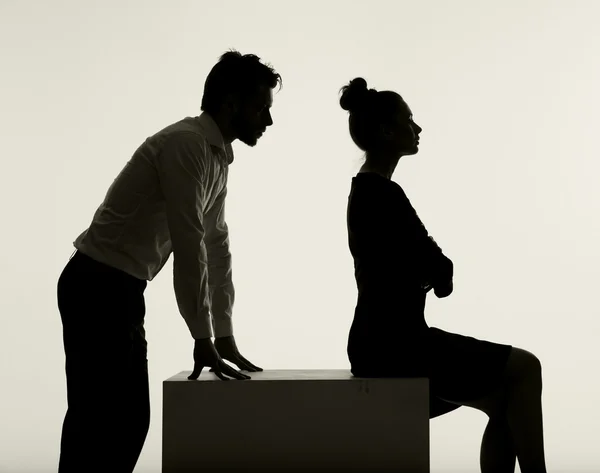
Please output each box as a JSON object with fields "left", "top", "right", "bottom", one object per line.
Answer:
{"left": 73, "top": 112, "right": 234, "bottom": 339}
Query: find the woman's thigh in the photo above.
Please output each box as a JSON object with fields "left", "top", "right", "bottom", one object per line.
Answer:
{"left": 434, "top": 346, "right": 542, "bottom": 417}
{"left": 437, "top": 379, "right": 509, "bottom": 418}
{"left": 430, "top": 396, "right": 461, "bottom": 419}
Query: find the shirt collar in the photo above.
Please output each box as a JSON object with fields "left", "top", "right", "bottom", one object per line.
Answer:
{"left": 196, "top": 112, "right": 234, "bottom": 165}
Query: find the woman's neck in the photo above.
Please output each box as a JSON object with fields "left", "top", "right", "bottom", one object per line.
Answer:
{"left": 360, "top": 150, "right": 402, "bottom": 179}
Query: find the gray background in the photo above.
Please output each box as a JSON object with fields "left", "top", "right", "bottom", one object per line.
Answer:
{"left": 1, "top": 0, "right": 598, "bottom": 471}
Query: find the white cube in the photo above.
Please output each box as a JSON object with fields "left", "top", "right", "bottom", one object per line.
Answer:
{"left": 163, "top": 370, "right": 429, "bottom": 472}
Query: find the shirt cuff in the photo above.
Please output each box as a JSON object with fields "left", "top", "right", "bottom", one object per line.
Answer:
{"left": 186, "top": 315, "right": 214, "bottom": 339}
{"left": 212, "top": 316, "right": 233, "bottom": 338}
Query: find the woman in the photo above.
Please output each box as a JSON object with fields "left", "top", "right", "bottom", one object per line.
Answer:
{"left": 340, "top": 78, "right": 548, "bottom": 473}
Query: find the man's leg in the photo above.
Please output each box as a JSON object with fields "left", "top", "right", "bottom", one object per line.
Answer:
{"left": 57, "top": 321, "right": 84, "bottom": 473}
{"left": 57, "top": 253, "right": 150, "bottom": 473}
{"left": 120, "top": 324, "right": 151, "bottom": 472}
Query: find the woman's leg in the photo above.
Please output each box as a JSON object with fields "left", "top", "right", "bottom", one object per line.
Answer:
{"left": 429, "top": 396, "right": 461, "bottom": 419}
{"left": 439, "top": 346, "right": 547, "bottom": 473}
{"left": 480, "top": 414, "right": 516, "bottom": 473}
{"left": 439, "top": 380, "right": 516, "bottom": 473}
{"left": 503, "top": 348, "right": 547, "bottom": 473}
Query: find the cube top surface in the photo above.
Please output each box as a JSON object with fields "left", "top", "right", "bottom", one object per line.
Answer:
{"left": 164, "top": 369, "right": 427, "bottom": 382}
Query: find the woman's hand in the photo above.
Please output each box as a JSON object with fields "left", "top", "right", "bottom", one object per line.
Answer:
{"left": 434, "top": 280, "right": 453, "bottom": 298}
{"left": 425, "top": 253, "right": 453, "bottom": 298}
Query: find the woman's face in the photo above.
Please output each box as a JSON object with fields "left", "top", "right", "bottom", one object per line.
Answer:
{"left": 384, "top": 97, "right": 422, "bottom": 155}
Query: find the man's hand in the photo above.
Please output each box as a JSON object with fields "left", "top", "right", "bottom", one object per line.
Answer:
{"left": 188, "top": 337, "right": 250, "bottom": 381}
{"left": 209, "top": 335, "right": 263, "bottom": 373}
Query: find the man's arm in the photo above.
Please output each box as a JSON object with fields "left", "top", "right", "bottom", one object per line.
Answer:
{"left": 156, "top": 132, "right": 213, "bottom": 339}
{"left": 203, "top": 183, "right": 263, "bottom": 373}
{"left": 203, "top": 185, "right": 234, "bottom": 338}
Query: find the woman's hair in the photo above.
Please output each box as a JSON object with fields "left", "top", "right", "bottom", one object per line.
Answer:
{"left": 201, "top": 49, "right": 283, "bottom": 115}
{"left": 339, "top": 77, "right": 401, "bottom": 153}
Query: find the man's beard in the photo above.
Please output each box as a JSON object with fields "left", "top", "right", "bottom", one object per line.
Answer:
{"left": 231, "top": 114, "right": 258, "bottom": 147}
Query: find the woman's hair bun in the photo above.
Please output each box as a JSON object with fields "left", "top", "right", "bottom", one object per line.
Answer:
{"left": 339, "top": 77, "right": 372, "bottom": 112}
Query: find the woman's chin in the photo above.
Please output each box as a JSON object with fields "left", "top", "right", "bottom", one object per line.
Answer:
{"left": 403, "top": 145, "right": 419, "bottom": 155}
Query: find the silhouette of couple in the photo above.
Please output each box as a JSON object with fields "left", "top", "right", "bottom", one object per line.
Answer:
{"left": 56, "top": 50, "right": 548, "bottom": 473}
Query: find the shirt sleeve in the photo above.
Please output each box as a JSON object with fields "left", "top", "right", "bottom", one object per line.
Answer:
{"left": 156, "top": 132, "right": 213, "bottom": 339}
{"left": 203, "top": 184, "right": 235, "bottom": 338}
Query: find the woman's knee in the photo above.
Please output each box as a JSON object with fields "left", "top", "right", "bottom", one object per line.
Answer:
{"left": 505, "top": 346, "right": 543, "bottom": 385}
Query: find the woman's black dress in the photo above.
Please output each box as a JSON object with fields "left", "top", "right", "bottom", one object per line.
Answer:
{"left": 346, "top": 172, "right": 512, "bottom": 418}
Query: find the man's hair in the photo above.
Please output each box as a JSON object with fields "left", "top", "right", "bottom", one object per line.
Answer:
{"left": 201, "top": 49, "right": 282, "bottom": 115}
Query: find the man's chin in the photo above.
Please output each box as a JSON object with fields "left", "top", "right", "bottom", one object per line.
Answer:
{"left": 237, "top": 135, "right": 258, "bottom": 147}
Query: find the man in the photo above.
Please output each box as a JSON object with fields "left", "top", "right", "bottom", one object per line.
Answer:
{"left": 56, "top": 50, "right": 282, "bottom": 473}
